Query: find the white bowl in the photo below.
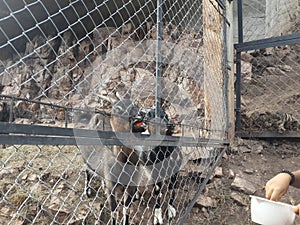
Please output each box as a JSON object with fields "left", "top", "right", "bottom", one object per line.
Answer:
{"left": 250, "top": 195, "right": 296, "bottom": 225}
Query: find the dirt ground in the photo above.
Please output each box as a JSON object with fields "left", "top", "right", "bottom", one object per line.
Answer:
{"left": 1, "top": 139, "right": 300, "bottom": 224}
{"left": 185, "top": 138, "right": 300, "bottom": 225}
{"left": 0, "top": 143, "right": 222, "bottom": 225}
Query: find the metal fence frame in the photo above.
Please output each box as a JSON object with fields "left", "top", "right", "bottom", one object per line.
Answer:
{"left": 234, "top": 0, "right": 300, "bottom": 139}
{"left": 0, "top": 1, "right": 229, "bottom": 224}
{"left": 0, "top": 0, "right": 230, "bottom": 146}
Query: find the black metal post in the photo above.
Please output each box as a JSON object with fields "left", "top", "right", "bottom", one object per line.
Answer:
{"left": 235, "top": 0, "right": 243, "bottom": 133}
{"left": 223, "top": 1, "right": 229, "bottom": 138}
{"left": 9, "top": 98, "right": 14, "bottom": 123}
{"left": 155, "top": 0, "right": 163, "bottom": 135}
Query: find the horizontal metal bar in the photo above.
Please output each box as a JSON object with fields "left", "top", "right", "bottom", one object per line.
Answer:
{"left": 237, "top": 132, "right": 300, "bottom": 139}
{"left": 0, "top": 123, "right": 228, "bottom": 146}
{"left": 1, "top": 122, "right": 76, "bottom": 136}
{"left": 0, "top": 135, "right": 77, "bottom": 146}
{"left": 0, "top": 122, "right": 213, "bottom": 141}
{"left": 0, "top": 94, "right": 108, "bottom": 115}
{"left": 0, "top": 135, "right": 228, "bottom": 147}
{"left": 234, "top": 32, "right": 300, "bottom": 52}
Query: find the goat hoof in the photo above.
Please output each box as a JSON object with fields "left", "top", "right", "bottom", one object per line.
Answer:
{"left": 167, "top": 204, "right": 176, "bottom": 219}
{"left": 85, "top": 187, "right": 93, "bottom": 198}
{"left": 134, "top": 191, "right": 142, "bottom": 201}
{"left": 154, "top": 208, "right": 163, "bottom": 225}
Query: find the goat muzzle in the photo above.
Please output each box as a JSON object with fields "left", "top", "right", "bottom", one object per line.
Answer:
{"left": 131, "top": 118, "right": 147, "bottom": 133}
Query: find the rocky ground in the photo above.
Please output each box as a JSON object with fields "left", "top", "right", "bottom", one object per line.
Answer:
{"left": 186, "top": 138, "right": 300, "bottom": 225}
{"left": 240, "top": 39, "right": 300, "bottom": 133}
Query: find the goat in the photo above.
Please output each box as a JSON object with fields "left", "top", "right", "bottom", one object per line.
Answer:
{"left": 136, "top": 108, "right": 182, "bottom": 224}
{"left": 80, "top": 97, "right": 182, "bottom": 225}
{"left": 80, "top": 97, "right": 146, "bottom": 225}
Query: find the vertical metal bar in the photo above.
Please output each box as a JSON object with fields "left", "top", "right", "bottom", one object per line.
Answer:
{"left": 237, "top": 0, "right": 243, "bottom": 44}
{"left": 64, "top": 109, "right": 68, "bottom": 128}
{"left": 102, "top": 114, "right": 105, "bottom": 131}
{"left": 223, "top": 1, "right": 229, "bottom": 139}
{"left": 235, "top": 0, "right": 243, "bottom": 133}
{"left": 9, "top": 98, "right": 14, "bottom": 123}
{"left": 155, "top": 0, "right": 163, "bottom": 134}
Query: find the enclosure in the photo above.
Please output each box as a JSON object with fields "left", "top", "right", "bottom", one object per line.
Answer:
{"left": 0, "top": 0, "right": 229, "bottom": 224}
{"left": 234, "top": 0, "right": 300, "bottom": 139}
{"left": 1, "top": 0, "right": 300, "bottom": 224}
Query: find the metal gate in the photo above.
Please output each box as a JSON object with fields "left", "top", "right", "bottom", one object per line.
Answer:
{"left": 0, "top": 1, "right": 228, "bottom": 224}
{"left": 235, "top": 0, "right": 300, "bottom": 139}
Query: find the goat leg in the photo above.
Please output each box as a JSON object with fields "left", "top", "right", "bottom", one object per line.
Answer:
{"left": 154, "top": 183, "right": 163, "bottom": 225}
{"left": 123, "top": 186, "right": 136, "bottom": 225}
{"left": 167, "top": 172, "right": 178, "bottom": 220}
{"left": 107, "top": 186, "right": 118, "bottom": 225}
{"left": 85, "top": 169, "right": 93, "bottom": 197}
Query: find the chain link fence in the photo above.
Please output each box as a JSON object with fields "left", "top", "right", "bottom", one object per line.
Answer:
{"left": 0, "top": 0, "right": 228, "bottom": 224}
{"left": 235, "top": 0, "right": 300, "bottom": 138}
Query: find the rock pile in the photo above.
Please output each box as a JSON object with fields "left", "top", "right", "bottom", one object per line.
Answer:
{"left": 1, "top": 23, "right": 206, "bottom": 130}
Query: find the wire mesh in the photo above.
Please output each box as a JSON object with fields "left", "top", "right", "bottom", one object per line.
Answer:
{"left": 239, "top": 42, "right": 300, "bottom": 135}
{"left": 236, "top": 0, "right": 300, "bottom": 136}
{"left": 0, "top": 0, "right": 227, "bottom": 224}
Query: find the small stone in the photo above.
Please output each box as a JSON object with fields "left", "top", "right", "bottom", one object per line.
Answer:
{"left": 279, "top": 65, "right": 292, "bottom": 72}
{"left": 191, "top": 207, "right": 199, "bottom": 214}
{"left": 241, "top": 52, "right": 253, "bottom": 62}
{"left": 256, "top": 145, "right": 264, "bottom": 152}
{"left": 240, "top": 146, "right": 251, "bottom": 154}
{"left": 1, "top": 206, "right": 12, "bottom": 215}
{"left": 196, "top": 195, "right": 217, "bottom": 208}
{"left": 222, "top": 152, "right": 228, "bottom": 160}
{"left": 241, "top": 61, "right": 252, "bottom": 74}
{"left": 214, "top": 167, "right": 223, "bottom": 178}
{"left": 231, "top": 174, "right": 257, "bottom": 195}
{"left": 230, "top": 192, "right": 248, "bottom": 206}
{"left": 244, "top": 169, "right": 255, "bottom": 175}
{"left": 230, "top": 146, "right": 239, "bottom": 154}
{"left": 28, "top": 174, "right": 38, "bottom": 181}
{"left": 201, "top": 207, "right": 210, "bottom": 218}
{"left": 229, "top": 169, "right": 235, "bottom": 179}
{"left": 0, "top": 167, "right": 19, "bottom": 179}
